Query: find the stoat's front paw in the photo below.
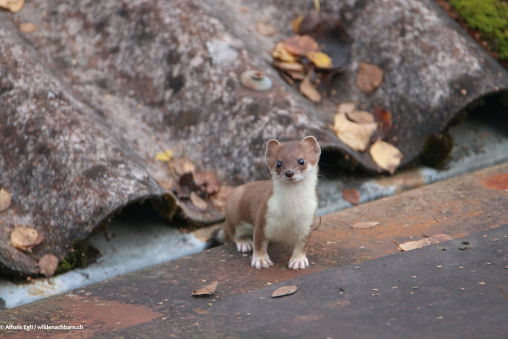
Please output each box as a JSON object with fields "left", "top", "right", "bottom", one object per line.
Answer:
{"left": 288, "top": 256, "right": 309, "bottom": 270}
{"left": 251, "top": 254, "right": 273, "bottom": 269}
{"left": 235, "top": 239, "right": 253, "bottom": 253}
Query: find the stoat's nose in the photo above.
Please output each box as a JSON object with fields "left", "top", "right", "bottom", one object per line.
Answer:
{"left": 285, "top": 170, "right": 294, "bottom": 178}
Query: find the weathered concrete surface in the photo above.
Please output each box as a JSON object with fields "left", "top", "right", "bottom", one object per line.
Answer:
{"left": 1, "top": 0, "right": 507, "bottom": 275}
{"left": 0, "top": 162, "right": 507, "bottom": 336}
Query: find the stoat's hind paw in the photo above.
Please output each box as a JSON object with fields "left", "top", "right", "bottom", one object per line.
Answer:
{"left": 251, "top": 255, "right": 273, "bottom": 269}
{"left": 288, "top": 256, "right": 309, "bottom": 270}
{"left": 235, "top": 239, "right": 253, "bottom": 253}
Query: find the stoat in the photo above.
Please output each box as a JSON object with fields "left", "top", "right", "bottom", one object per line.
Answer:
{"left": 222, "top": 136, "right": 320, "bottom": 270}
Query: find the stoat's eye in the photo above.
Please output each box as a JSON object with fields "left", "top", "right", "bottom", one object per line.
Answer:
{"left": 298, "top": 158, "right": 305, "bottom": 165}
{"left": 276, "top": 161, "right": 282, "bottom": 168}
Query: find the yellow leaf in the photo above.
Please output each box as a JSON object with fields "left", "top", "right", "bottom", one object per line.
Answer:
{"left": 155, "top": 149, "right": 173, "bottom": 162}
{"left": 271, "top": 42, "right": 298, "bottom": 62}
{"left": 292, "top": 15, "right": 303, "bottom": 33}
{"left": 307, "top": 51, "right": 332, "bottom": 69}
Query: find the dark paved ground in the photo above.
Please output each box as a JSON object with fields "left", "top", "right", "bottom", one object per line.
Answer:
{"left": 1, "top": 162, "right": 507, "bottom": 338}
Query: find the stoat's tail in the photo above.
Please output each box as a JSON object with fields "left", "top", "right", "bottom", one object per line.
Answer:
{"left": 205, "top": 228, "right": 225, "bottom": 249}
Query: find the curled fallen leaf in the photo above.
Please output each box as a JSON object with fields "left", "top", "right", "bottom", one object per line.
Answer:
{"left": 255, "top": 22, "right": 277, "bottom": 37}
{"left": 271, "top": 42, "right": 298, "bottom": 63}
{"left": 352, "top": 221, "right": 380, "bottom": 229}
{"left": 192, "top": 280, "right": 218, "bottom": 296}
{"left": 272, "top": 285, "right": 298, "bottom": 298}
{"left": 0, "top": 0, "right": 25, "bottom": 13}
{"left": 333, "top": 109, "right": 377, "bottom": 152}
{"left": 282, "top": 35, "right": 319, "bottom": 57}
{"left": 39, "top": 254, "right": 58, "bottom": 277}
{"left": 346, "top": 110, "right": 375, "bottom": 124}
{"left": 190, "top": 191, "right": 208, "bottom": 211}
{"left": 10, "top": 226, "right": 43, "bottom": 251}
{"left": 300, "top": 75, "right": 321, "bottom": 103}
{"left": 342, "top": 188, "right": 360, "bottom": 205}
{"left": 370, "top": 140, "right": 403, "bottom": 174}
{"left": 272, "top": 61, "right": 305, "bottom": 73}
{"left": 356, "top": 62, "right": 384, "bottom": 94}
{"left": 0, "top": 188, "right": 12, "bottom": 212}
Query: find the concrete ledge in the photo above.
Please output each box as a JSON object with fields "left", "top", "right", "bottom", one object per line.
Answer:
{"left": 1, "top": 162, "right": 507, "bottom": 337}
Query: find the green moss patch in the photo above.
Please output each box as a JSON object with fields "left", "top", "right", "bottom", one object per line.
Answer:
{"left": 55, "top": 239, "right": 100, "bottom": 275}
{"left": 450, "top": 0, "right": 508, "bottom": 59}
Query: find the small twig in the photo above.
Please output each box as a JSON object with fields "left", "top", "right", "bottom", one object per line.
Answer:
{"left": 392, "top": 240, "right": 405, "bottom": 251}
{"left": 314, "top": 0, "right": 320, "bottom": 12}
{"left": 312, "top": 217, "right": 322, "bottom": 231}
{"left": 499, "top": 285, "right": 508, "bottom": 300}
{"left": 337, "top": 219, "right": 353, "bottom": 228}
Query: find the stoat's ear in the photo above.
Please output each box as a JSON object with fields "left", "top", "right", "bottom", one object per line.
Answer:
{"left": 302, "top": 136, "right": 321, "bottom": 156}
{"left": 265, "top": 139, "right": 281, "bottom": 160}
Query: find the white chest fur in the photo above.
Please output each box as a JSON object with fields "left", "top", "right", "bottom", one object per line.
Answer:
{"left": 264, "top": 168, "right": 318, "bottom": 245}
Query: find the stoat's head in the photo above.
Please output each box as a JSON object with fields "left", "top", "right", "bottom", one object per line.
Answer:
{"left": 265, "top": 136, "right": 321, "bottom": 183}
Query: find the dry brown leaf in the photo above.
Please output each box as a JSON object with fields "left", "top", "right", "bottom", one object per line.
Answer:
{"left": 190, "top": 192, "right": 208, "bottom": 211}
{"left": 398, "top": 234, "right": 453, "bottom": 251}
{"left": 192, "top": 280, "right": 218, "bottom": 296}
{"left": 300, "top": 76, "right": 321, "bottom": 103}
{"left": 272, "top": 285, "right": 298, "bottom": 298}
{"left": 374, "top": 107, "right": 392, "bottom": 139}
{"left": 346, "top": 110, "right": 375, "bottom": 124}
{"left": 272, "top": 61, "right": 304, "bottom": 73}
{"left": 39, "top": 254, "right": 58, "bottom": 277}
{"left": 333, "top": 111, "right": 377, "bottom": 152}
{"left": 286, "top": 70, "right": 306, "bottom": 81}
{"left": 0, "top": 188, "right": 12, "bottom": 212}
{"left": 307, "top": 51, "right": 332, "bottom": 69}
{"left": 337, "top": 102, "right": 357, "bottom": 115}
{"left": 352, "top": 221, "right": 380, "bottom": 229}
{"left": 370, "top": 140, "right": 403, "bottom": 174}
{"left": 356, "top": 62, "right": 384, "bottom": 94}
{"left": 194, "top": 172, "right": 220, "bottom": 195}
{"left": 10, "top": 226, "right": 39, "bottom": 251}
{"left": 19, "top": 22, "right": 38, "bottom": 34}
{"left": 342, "top": 188, "right": 360, "bottom": 205}
{"left": 283, "top": 35, "right": 319, "bottom": 57}
{"left": 271, "top": 42, "right": 298, "bottom": 62}
{"left": 0, "top": 0, "right": 25, "bottom": 13}
{"left": 173, "top": 157, "right": 195, "bottom": 176}
{"left": 255, "top": 22, "right": 277, "bottom": 36}
{"left": 210, "top": 185, "right": 234, "bottom": 212}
